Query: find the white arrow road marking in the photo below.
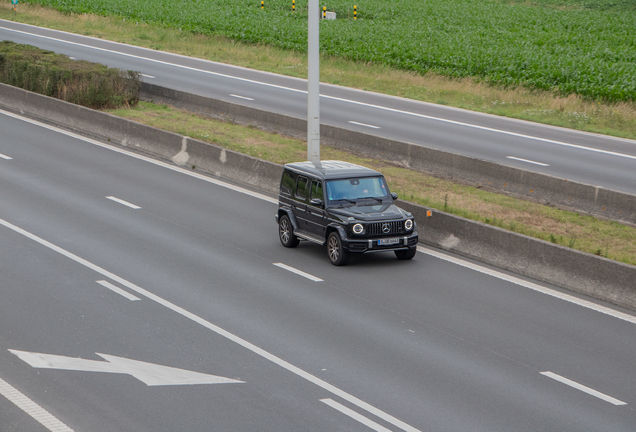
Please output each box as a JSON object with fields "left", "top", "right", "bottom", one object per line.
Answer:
{"left": 0, "top": 218, "right": 420, "bottom": 432}
{"left": 9, "top": 350, "right": 244, "bottom": 387}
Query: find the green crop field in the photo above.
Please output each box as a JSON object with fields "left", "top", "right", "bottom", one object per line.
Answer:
{"left": 23, "top": 0, "right": 636, "bottom": 102}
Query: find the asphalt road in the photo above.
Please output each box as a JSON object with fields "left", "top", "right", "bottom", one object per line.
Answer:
{"left": 1, "top": 20, "right": 636, "bottom": 195}
{"left": 1, "top": 111, "right": 636, "bottom": 431}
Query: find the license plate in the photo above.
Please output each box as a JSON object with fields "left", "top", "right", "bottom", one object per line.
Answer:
{"left": 378, "top": 238, "right": 400, "bottom": 246}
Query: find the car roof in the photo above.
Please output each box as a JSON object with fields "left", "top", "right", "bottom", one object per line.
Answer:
{"left": 284, "top": 161, "right": 382, "bottom": 180}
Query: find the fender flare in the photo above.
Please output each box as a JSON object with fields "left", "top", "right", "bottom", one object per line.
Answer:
{"left": 326, "top": 223, "right": 347, "bottom": 239}
{"left": 278, "top": 208, "right": 300, "bottom": 231}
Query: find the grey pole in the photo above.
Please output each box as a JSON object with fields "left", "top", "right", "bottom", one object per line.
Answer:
{"left": 307, "top": 0, "right": 320, "bottom": 163}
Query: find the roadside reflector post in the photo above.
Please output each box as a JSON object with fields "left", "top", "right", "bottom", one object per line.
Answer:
{"left": 261, "top": 0, "right": 264, "bottom": 9}
{"left": 322, "top": 6, "right": 326, "bottom": 19}
{"left": 427, "top": 210, "right": 432, "bottom": 217}
{"left": 354, "top": 4, "right": 357, "bottom": 20}
{"left": 292, "top": 0, "right": 295, "bottom": 11}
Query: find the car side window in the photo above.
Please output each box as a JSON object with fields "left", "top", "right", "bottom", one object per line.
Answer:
{"left": 280, "top": 170, "right": 295, "bottom": 196}
{"left": 295, "top": 176, "right": 309, "bottom": 201}
{"left": 310, "top": 180, "right": 323, "bottom": 203}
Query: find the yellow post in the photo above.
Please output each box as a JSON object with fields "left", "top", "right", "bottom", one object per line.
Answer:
{"left": 322, "top": 6, "right": 326, "bottom": 19}
{"left": 292, "top": 0, "right": 295, "bottom": 11}
{"left": 261, "top": 1, "right": 264, "bottom": 9}
{"left": 354, "top": 5, "right": 357, "bottom": 20}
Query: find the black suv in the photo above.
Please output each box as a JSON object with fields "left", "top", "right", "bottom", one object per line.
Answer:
{"left": 275, "top": 161, "right": 418, "bottom": 265}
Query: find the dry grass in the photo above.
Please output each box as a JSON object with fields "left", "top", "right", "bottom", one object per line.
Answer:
{"left": 5, "top": 4, "right": 636, "bottom": 264}
{"left": 108, "top": 102, "right": 636, "bottom": 266}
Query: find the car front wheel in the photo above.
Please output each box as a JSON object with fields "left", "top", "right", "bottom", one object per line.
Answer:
{"left": 327, "top": 232, "right": 350, "bottom": 266}
{"left": 279, "top": 215, "right": 300, "bottom": 248}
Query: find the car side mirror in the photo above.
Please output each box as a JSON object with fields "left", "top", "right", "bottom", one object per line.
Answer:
{"left": 391, "top": 192, "right": 398, "bottom": 200}
{"left": 310, "top": 198, "right": 323, "bottom": 207}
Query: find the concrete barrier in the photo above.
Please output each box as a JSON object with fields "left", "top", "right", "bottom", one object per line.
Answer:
{"left": 398, "top": 200, "right": 636, "bottom": 311}
{"left": 2, "top": 83, "right": 635, "bottom": 311}
{"left": 0, "top": 83, "right": 282, "bottom": 194}
{"left": 141, "top": 82, "right": 636, "bottom": 225}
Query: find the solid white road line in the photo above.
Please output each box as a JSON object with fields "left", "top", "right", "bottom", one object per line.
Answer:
{"left": 321, "top": 399, "right": 392, "bottom": 432}
{"left": 273, "top": 263, "right": 324, "bottom": 282}
{"left": 0, "top": 109, "right": 278, "bottom": 205}
{"left": 230, "top": 94, "right": 255, "bottom": 101}
{"left": 2, "top": 109, "right": 634, "bottom": 327}
{"left": 506, "top": 156, "right": 550, "bottom": 166}
{"left": 0, "top": 152, "right": 13, "bottom": 159}
{"left": 2, "top": 24, "right": 635, "bottom": 161}
{"left": 96, "top": 280, "right": 141, "bottom": 301}
{"left": 0, "top": 26, "right": 306, "bottom": 95}
{"left": 140, "top": 74, "right": 155, "bottom": 78}
{"left": 0, "top": 218, "right": 420, "bottom": 432}
{"left": 348, "top": 121, "right": 381, "bottom": 129}
{"left": 540, "top": 372, "right": 626, "bottom": 406}
{"left": 325, "top": 94, "right": 636, "bottom": 161}
{"left": 0, "top": 376, "right": 75, "bottom": 432}
{"left": 105, "top": 196, "right": 141, "bottom": 209}
{"left": 417, "top": 246, "right": 636, "bottom": 325}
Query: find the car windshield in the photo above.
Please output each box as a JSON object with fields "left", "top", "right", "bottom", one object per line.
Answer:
{"left": 325, "top": 177, "right": 389, "bottom": 205}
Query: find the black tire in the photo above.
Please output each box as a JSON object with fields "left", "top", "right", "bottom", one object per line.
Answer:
{"left": 327, "top": 232, "right": 350, "bottom": 266}
{"left": 279, "top": 215, "right": 300, "bottom": 248}
{"left": 395, "top": 247, "right": 417, "bottom": 260}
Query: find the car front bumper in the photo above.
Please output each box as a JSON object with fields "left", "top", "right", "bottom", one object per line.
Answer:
{"left": 342, "top": 232, "right": 419, "bottom": 254}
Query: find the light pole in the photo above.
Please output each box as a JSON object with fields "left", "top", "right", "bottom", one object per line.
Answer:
{"left": 307, "top": 0, "right": 320, "bottom": 163}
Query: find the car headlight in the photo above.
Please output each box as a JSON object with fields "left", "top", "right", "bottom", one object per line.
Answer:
{"left": 353, "top": 223, "right": 364, "bottom": 234}
{"left": 405, "top": 219, "right": 413, "bottom": 231}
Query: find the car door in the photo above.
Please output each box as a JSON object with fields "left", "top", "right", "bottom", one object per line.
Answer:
{"left": 293, "top": 175, "right": 310, "bottom": 232}
{"left": 306, "top": 179, "right": 327, "bottom": 240}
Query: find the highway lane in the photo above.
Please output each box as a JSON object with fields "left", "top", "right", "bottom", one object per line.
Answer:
{"left": 1, "top": 20, "right": 636, "bottom": 195}
{"left": 2, "top": 112, "right": 636, "bottom": 431}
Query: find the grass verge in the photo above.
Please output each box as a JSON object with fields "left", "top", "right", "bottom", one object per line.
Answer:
{"left": 2, "top": 3, "right": 636, "bottom": 139}
{"left": 0, "top": 40, "right": 139, "bottom": 108}
{"left": 106, "top": 101, "right": 636, "bottom": 267}
{"left": 3, "top": 4, "right": 635, "bottom": 265}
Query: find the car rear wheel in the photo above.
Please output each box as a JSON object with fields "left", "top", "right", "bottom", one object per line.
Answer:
{"left": 327, "top": 232, "right": 350, "bottom": 266}
{"left": 279, "top": 215, "right": 300, "bottom": 248}
{"left": 395, "top": 247, "right": 417, "bottom": 260}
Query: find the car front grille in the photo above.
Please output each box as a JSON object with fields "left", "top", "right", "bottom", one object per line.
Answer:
{"left": 367, "top": 221, "right": 403, "bottom": 236}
